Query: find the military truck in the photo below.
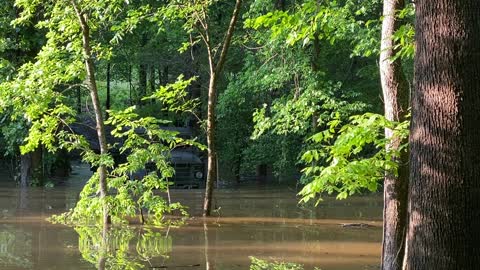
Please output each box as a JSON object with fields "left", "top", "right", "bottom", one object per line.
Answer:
{"left": 72, "top": 118, "right": 205, "bottom": 188}
{"left": 170, "top": 149, "right": 204, "bottom": 188}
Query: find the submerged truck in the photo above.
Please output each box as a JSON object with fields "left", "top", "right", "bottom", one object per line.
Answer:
{"left": 128, "top": 127, "right": 205, "bottom": 188}
{"left": 170, "top": 149, "right": 204, "bottom": 188}
{"left": 74, "top": 119, "right": 205, "bottom": 188}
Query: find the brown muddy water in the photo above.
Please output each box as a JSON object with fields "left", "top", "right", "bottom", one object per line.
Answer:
{"left": 0, "top": 163, "right": 383, "bottom": 270}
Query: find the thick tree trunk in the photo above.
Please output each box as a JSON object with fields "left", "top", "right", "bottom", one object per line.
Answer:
{"left": 72, "top": 0, "right": 110, "bottom": 225}
{"left": 30, "top": 147, "right": 43, "bottom": 186}
{"left": 202, "top": 0, "right": 243, "bottom": 217}
{"left": 379, "top": 1, "right": 410, "bottom": 270}
{"left": 20, "top": 154, "right": 31, "bottom": 188}
{"left": 19, "top": 147, "right": 43, "bottom": 187}
{"left": 403, "top": 0, "right": 480, "bottom": 269}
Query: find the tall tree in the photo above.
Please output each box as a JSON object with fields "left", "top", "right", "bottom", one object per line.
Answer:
{"left": 106, "top": 62, "right": 111, "bottom": 112}
{"left": 165, "top": 0, "right": 244, "bottom": 216}
{"left": 379, "top": 0, "right": 410, "bottom": 269}
{"left": 202, "top": 0, "right": 242, "bottom": 216}
{"left": 71, "top": 0, "right": 110, "bottom": 225}
{"left": 403, "top": 0, "right": 480, "bottom": 268}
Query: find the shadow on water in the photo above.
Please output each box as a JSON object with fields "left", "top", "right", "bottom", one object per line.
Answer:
{"left": 0, "top": 163, "right": 383, "bottom": 270}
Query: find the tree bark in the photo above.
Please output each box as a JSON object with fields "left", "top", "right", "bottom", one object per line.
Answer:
{"left": 138, "top": 63, "right": 147, "bottom": 103}
{"left": 20, "top": 154, "right": 31, "bottom": 188}
{"left": 128, "top": 65, "right": 132, "bottom": 105}
{"left": 30, "top": 146, "right": 43, "bottom": 186}
{"left": 158, "top": 66, "right": 163, "bottom": 85}
{"left": 72, "top": 0, "right": 110, "bottom": 225}
{"left": 77, "top": 85, "right": 82, "bottom": 113}
{"left": 149, "top": 65, "right": 156, "bottom": 94}
{"left": 106, "top": 62, "right": 111, "bottom": 112}
{"left": 379, "top": 1, "right": 410, "bottom": 270}
{"left": 202, "top": 0, "right": 243, "bottom": 217}
{"left": 203, "top": 75, "right": 218, "bottom": 216}
{"left": 275, "top": 0, "right": 286, "bottom": 11}
{"left": 19, "top": 147, "right": 43, "bottom": 187}
{"left": 403, "top": 0, "right": 480, "bottom": 268}
{"left": 163, "top": 65, "right": 169, "bottom": 84}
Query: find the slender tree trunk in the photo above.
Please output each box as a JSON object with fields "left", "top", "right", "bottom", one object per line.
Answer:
{"left": 128, "top": 65, "right": 132, "bottom": 105}
{"left": 77, "top": 85, "right": 81, "bottom": 113}
{"left": 403, "top": 0, "right": 480, "bottom": 268}
{"left": 72, "top": 0, "right": 110, "bottom": 225}
{"left": 203, "top": 222, "right": 213, "bottom": 270}
{"left": 158, "top": 66, "right": 163, "bottom": 86}
{"left": 311, "top": 34, "right": 321, "bottom": 131}
{"left": 202, "top": 0, "right": 243, "bottom": 217}
{"left": 379, "top": 1, "right": 410, "bottom": 269}
{"left": 149, "top": 65, "right": 156, "bottom": 94}
{"left": 234, "top": 156, "right": 241, "bottom": 184}
{"left": 106, "top": 62, "right": 111, "bottom": 112}
{"left": 163, "top": 65, "right": 169, "bottom": 84}
{"left": 98, "top": 222, "right": 108, "bottom": 270}
{"left": 203, "top": 76, "right": 218, "bottom": 216}
{"left": 138, "top": 63, "right": 147, "bottom": 103}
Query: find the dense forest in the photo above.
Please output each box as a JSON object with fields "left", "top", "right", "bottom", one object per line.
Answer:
{"left": 0, "top": 0, "right": 479, "bottom": 269}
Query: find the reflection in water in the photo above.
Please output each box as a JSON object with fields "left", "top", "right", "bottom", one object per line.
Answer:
{"left": 0, "top": 226, "right": 32, "bottom": 269}
{"left": 204, "top": 222, "right": 213, "bottom": 270}
{"left": 76, "top": 226, "right": 172, "bottom": 270}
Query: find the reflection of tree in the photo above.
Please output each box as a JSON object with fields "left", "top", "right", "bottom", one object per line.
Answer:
{"left": 204, "top": 222, "right": 214, "bottom": 270}
{"left": 0, "top": 226, "right": 32, "bottom": 269}
{"left": 75, "top": 226, "right": 172, "bottom": 270}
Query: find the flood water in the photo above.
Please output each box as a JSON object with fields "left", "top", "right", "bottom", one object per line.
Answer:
{"left": 0, "top": 163, "right": 383, "bottom": 270}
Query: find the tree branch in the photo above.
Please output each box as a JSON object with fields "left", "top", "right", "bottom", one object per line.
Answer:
{"left": 214, "top": 0, "right": 242, "bottom": 75}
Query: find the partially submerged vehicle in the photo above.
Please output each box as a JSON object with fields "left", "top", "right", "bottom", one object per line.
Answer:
{"left": 72, "top": 118, "right": 205, "bottom": 188}
{"left": 129, "top": 149, "right": 205, "bottom": 188}
{"left": 170, "top": 149, "right": 204, "bottom": 188}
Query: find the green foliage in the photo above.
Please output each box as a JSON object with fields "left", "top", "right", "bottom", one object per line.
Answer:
{"left": 3, "top": 0, "right": 208, "bottom": 224}
{"left": 0, "top": 117, "right": 28, "bottom": 157}
{"left": 299, "top": 113, "right": 409, "bottom": 203}
{"left": 245, "top": 0, "right": 382, "bottom": 53}
{"left": 51, "top": 102, "right": 203, "bottom": 225}
{"left": 218, "top": 20, "right": 371, "bottom": 179}
{"left": 213, "top": 0, "right": 387, "bottom": 180}
{"left": 144, "top": 75, "right": 199, "bottom": 115}
{"left": 97, "top": 80, "right": 131, "bottom": 109}
{"left": 250, "top": 257, "right": 317, "bottom": 270}
{"left": 390, "top": 3, "right": 415, "bottom": 60}
{"left": 0, "top": 0, "right": 416, "bottom": 205}
{"left": 160, "top": 0, "right": 229, "bottom": 55}
{"left": 251, "top": 81, "right": 367, "bottom": 139}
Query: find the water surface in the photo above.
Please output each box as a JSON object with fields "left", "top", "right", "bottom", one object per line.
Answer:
{"left": 0, "top": 164, "right": 382, "bottom": 270}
